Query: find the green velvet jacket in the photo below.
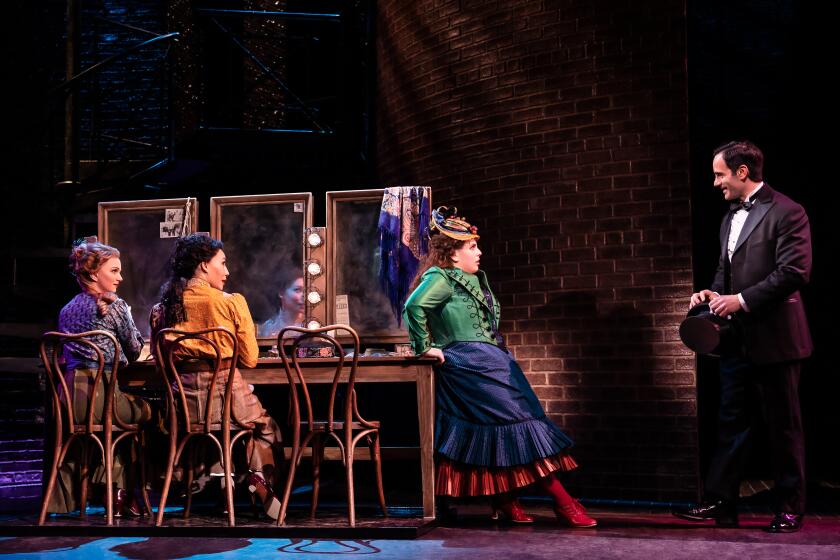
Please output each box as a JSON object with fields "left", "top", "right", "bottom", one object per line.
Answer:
{"left": 402, "top": 266, "right": 501, "bottom": 355}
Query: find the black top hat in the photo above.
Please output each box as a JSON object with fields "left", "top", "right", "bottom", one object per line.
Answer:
{"left": 679, "top": 302, "right": 742, "bottom": 356}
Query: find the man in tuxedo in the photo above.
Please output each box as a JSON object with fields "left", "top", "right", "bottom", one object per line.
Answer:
{"left": 674, "top": 140, "right": 812, "bottom": 533}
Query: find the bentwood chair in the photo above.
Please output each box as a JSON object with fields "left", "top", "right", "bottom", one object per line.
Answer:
{"left": 38, "top": 330, "right": 151, "bottom": 526}
{"left": 276, "top": 324, "right": 387, "bottom": 527}
{"left": 152, "top": 326, "right": 255, "bottom": 526}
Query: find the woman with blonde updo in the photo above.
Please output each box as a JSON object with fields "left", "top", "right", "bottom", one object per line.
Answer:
{"left": 50, "top": 237, "right": 151, "bottom": 516}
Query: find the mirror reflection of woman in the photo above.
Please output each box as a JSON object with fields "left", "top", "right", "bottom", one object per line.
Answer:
{"left": 151, "top": 234, "right": 282, "bottom": 520}
{"left": 51, "top": 238, "right": 152, "bottom": 516}
{"left": 258, "top": 272, "right": 305, "bottom": 338}
{"left": 403, "top": 207, "right": 597, "bottom": 527}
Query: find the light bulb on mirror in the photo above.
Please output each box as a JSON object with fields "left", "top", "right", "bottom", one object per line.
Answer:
{"left": 307, "top": 290, "right": 322, "bottom": 305}
{"left": 306, "top": 230, "right": 323, "bottom": 248}
{"left": 307, "top": 319, "right": 322, "bottom": 330}
{"left": 306, "top": 260, "right": 322, "bottom": 277}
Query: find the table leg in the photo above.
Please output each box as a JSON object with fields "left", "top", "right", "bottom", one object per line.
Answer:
{"left": 416, "top": 365, "right": 435, "bottom": 519}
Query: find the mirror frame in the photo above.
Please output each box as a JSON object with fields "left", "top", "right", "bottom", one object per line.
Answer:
{"left": 326, "top": 189, "right": 409, "bottom": 343}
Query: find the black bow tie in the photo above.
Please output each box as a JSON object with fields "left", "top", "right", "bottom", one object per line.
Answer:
{"left": 732, "top": 199, "right": 754, "bottom": 212}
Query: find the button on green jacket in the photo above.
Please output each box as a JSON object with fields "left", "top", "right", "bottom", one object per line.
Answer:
{"left": 402, "top": 266, "right": 501, "bottom": 355}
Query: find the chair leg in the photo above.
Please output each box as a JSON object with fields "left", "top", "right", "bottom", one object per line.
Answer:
{"left": 78, "top": 442, "right": 90, "bottom": 520}
{"left": 370, "top": 432, "right": 388, "bottom": 517}
{"left": 38, "top": 440, "right": 64, "bottom": 525}
{"left": 156, "top": 462, "right": 175, "bottom": 526}
{"left": 346, "top": 446, "right": 356, "bottom": 528}
{"left": 310, "top": 436, "right": 323, "bottom": 519}
{"left": 105, "top": 435, "right": 115, "bottom": 526}
{"left": 156, "top": 432, "right": 177, "bottom": 527}
{"left": 183, "top": 448, "right": 194, "bottom": 519}
{"left": 223, "top": 439, "right": 235, "bottom": 527}
{"left": 277, "top": 443, "right": 300, "bottom": 526}
{"left": 137, "top": 432, "right": 151, "bottom": 517}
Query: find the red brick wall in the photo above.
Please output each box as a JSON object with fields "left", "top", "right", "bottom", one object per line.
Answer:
{"left": 376, "top": 0, "right": 696, "bottom": 500}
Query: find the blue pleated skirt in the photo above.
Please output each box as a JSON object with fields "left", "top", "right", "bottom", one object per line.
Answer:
{"left": 434, "top": 341, "right": 574, "bottom": 468}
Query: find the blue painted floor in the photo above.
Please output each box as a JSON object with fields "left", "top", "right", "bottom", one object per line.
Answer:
{"left": 2, "top": 509, "right": 840, "bottom": 560}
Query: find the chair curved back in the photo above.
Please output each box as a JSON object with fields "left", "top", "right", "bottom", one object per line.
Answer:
{"left": 151, "top": 326, "right": 250, "bottom": 433}
{"left": 277, "top": 324, "right": 366, "bottom": 435}
{"left": 276, "top": 324, "right": 388, "bottom": 527}
{"left": 151, "top": 325, "right": 254, "bottom": 527}
{"left": 39, "top": 330, "right": 122, "bottom": 436}
{"left": 39, "top": 329, "right": 151, "bottom": 527}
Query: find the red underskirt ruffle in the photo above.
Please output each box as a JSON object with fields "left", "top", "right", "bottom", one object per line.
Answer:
{"left": 435, "top": 453, "right": 578, "bottom": 497}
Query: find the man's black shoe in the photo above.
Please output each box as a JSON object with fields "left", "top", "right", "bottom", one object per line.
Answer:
{"left": 673, "top": 500, "right": 738, "bottom": 527}
{"left": 766, "top": 512, "right": 803, "bottom": 533}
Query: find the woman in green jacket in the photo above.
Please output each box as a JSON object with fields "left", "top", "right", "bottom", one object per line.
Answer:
{"left": 403, "top": 207, "right": 596, "bottom": 527}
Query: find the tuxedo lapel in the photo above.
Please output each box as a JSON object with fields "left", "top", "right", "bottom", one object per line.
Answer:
{"left": 733, "top": 186, "right": 776, "bottom": 254}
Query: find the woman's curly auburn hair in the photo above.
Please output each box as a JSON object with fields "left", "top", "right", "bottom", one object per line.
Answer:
{"left": 69, "top": 240, "right": 121, "bottom": 314}
{"left": 409, "top": 232, "right": 466, "bottom": 292}
{"left": 69, "top": 240, "right": 120, "bottom": 292}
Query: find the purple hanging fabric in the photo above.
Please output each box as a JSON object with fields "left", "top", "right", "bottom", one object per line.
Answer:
{"left": 378, "top": 186, "right": 431, "bottom": 325}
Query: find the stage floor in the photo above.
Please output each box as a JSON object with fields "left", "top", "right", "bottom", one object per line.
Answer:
{"left": 0, "top": 504, "right": 432, "bottom": 540}
{"left": 2, "top": 505, "right": 840, "bottom": 560}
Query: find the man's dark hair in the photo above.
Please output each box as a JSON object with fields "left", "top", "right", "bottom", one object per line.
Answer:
{"left": 713, "top": 140, "right": 764, "bottom": 182}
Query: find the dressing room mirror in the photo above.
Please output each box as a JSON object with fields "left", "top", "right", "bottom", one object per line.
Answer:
{"left": 210, "top": 193, "right": 312, "bottom": 341}
{"left": 98, "top": 198, "right": 199, "bottom": 338}
{"left": 326, "top": 189, "right": 408, "bottom": 342}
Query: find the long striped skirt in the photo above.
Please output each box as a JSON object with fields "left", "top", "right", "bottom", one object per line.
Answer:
{"left": 434, "top": 342, "right": 577, "bottom": 497}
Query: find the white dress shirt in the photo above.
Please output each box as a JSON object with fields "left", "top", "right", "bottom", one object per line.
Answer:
{"left": 726, "top": 182, "right": 764, "bottom": 312}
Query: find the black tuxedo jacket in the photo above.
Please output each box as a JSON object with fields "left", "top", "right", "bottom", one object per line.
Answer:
{"left": 710, "top": 184, "right": 813, "bottom": 364}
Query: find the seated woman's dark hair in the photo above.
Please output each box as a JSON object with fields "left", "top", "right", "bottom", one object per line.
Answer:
{"left": 158, "top": 234, "right": 224, "bottom": 327}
